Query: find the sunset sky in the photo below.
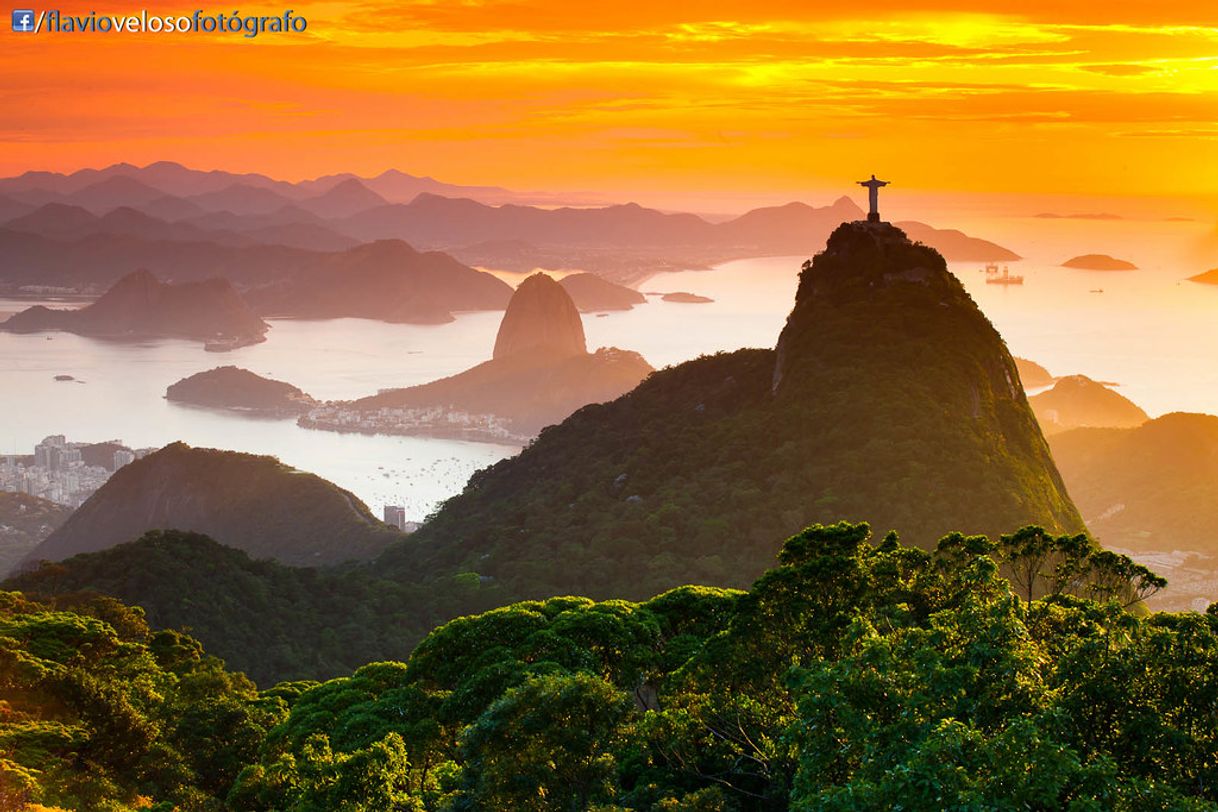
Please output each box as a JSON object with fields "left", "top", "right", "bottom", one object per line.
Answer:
{"left": 4, "top": 0, "right": 1218, "bottom": 212}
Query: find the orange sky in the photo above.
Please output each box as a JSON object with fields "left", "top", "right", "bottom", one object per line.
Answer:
{"left": 4, "top": 0, "right": 1218, "bottom": 211}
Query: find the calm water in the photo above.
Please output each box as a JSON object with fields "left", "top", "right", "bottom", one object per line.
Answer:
{"left": 1, "top": 216, "right": 1214, "bottom": 519}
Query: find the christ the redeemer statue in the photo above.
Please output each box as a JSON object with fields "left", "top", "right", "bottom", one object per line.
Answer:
{"left": 857, "top": 174, "right": 889, "bottom": 223}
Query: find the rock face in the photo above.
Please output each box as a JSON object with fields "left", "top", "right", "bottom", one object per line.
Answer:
{"left": 1029, "top": 375, "right": 1149, "bottom": 434}
{"left": 492, "top": 273, "right": 587, "bottom": 360}
{"left": 23, "top": 443, "right": 401, "bottom": 567}
{"left": 0, "top": 269, "right": 267, "bottom": 344}
{"left": 166, "top": 366, "right": 317, "bottom": 416}
{"left": 382, "top": 219, "right": 1083, "bottom": 600}
{"left": 1062, "top": 254, "right": 1137, "bottom": 271}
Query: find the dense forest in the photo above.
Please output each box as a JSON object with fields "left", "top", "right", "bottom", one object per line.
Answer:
{"left": 8, "top": 521, "right": 1210, "bottom": 811}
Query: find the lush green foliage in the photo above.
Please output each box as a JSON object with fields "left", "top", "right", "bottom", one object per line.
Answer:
{"left": 0, "top": 590, "right": 284, "bottom": 811}
{"left": 10, "top": 522, "right": 1211, "bottom": 810}
{"left": 6, "top": 531, "right": 518, "bottom": 685}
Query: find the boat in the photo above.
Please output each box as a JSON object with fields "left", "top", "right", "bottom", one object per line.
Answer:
{"left": 985, "top": 266, "right": 1024, "bottom": 285}
{"left": 983, "top": 262, "right": 1000, "bottom": 275}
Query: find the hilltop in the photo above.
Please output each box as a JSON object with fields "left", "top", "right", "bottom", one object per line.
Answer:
{"left": 1189, "top": 268, "right": 1218, "bottom": 285}
{"left": 1014, "top": 357, "right": 1056, "bottom": 389}
{"left": 557, "top": 272, "right": 647, "bottom": 311}
{"left": 377, "top": 220, "right": 1083, "bottom": 600}
{"left": 1030, "top": 374, "right": 1149, "bottom": 434}
{"left": 22, "top": 443, "right": 402, "bottom": 568}
{"left": 1062, "top": 254, "right": 1138, "bottom": 271}
{"left": 306, "top": 273, "right": 654, "bottom": 438}
{"left": 166, "top": 366, "right": 318, "bottom": 416}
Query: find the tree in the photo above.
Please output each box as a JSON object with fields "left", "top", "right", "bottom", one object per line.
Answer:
{"left": 458, "top": 672, "right": 633, "bottom": 811}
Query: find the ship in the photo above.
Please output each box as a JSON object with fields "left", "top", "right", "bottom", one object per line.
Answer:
{"left": 985, "top": 266, "right": 1024, "bottom": 285}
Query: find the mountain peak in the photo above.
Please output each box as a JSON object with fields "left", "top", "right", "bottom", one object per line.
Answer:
{"left": 492, "top": 272, "right": 587, "bottom": 361}
{"left": 790, "top": 219, "right": 955, "bottom": 303}
{"left": 773, "top": 220, "right": 973, "bottom": 393}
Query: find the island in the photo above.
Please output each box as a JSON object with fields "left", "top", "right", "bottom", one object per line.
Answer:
{"left": 1188, "top": 268, "right": 1218, "bottom": 285}
{"left": 166, "top": 366, "right": 318, "bottom": 416}
{"left": 661, "top": 292, "right": 714, "bottom": 304}
{"left": 557, "top": 273, "right": 646, "bottom": 312}
{"left": 300, "top": 273, "right": 654, "bottom": 441}
{"left": 0, "top": 269, "right": 268, "bottom": 348}
{"left": 1061, "top": 254, "right": 1138, "bottom": 271}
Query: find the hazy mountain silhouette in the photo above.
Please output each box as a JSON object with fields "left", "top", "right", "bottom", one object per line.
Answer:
{"left": 332, "top": 193, "right": 1017, "bottom": 280}
{"left": 1030, "top": 375, "right": 1149, "bottom": 434}
{"left": 558, "top": 273, "right": 647, "bottom": 311}
{"left": 0, "top": 270, "right": 268, "bottom": 344}
{"left": 1062, "top": 254, "right": 1138, "bottom": 271}
{"left": 1050, "top": 413, "right": 1218, "bottom": 557}
{"left": 0, "top": 228, "right": 508, "bottom": 322}
{"left": 7, "top": 203, "right": 218, "bottom": 243}
{"left": 295, "top": 178, "right": 389, "bottom": 218}
{"left": 248, "top": 239, "right": 512, "bottom": 323}
{"left": 0, "top": 161, "right": 547, "bottom": 207}
{"left": 1189, "top": 268, "right": 1218, "bottom": 285}
{"left": 1014, "top": 357, "right": 1057, "bottom": 389}
{"left": 183, "top": 183, "right": 298, "bottom": 216}
{"left": 0, "top": 194, "right": 36, "bottom": 222}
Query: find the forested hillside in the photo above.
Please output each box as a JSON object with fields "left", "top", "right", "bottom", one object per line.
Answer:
{"left": 6, "top": 522, "right": 1210, "bottom": 811}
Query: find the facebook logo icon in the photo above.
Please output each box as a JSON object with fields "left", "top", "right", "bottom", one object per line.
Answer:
{"left": 12, "top": 9, "right": 36, "bottom": 31}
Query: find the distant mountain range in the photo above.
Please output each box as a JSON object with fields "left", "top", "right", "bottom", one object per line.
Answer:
{"left": 0, "top": 162, "right": 1022, "bottom": 293}
{"left": 0, "top": 160, "right": 542, "bottom": 207}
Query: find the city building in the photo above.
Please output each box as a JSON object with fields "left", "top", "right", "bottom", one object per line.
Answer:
{"left": 384, "top": 505, "right": 408, "bottom": 530}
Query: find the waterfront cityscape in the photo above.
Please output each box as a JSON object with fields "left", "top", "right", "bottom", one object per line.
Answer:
{"left": 299, "top": 404, "right": 527, "bottom": 444}
{"left": 0, "top": 435, "right": 151, "bottom": 507}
